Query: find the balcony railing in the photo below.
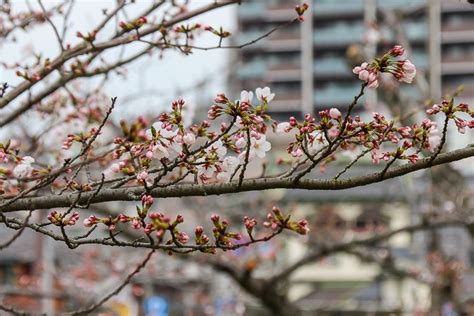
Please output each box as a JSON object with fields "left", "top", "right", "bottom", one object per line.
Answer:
{"left": 441, "top": 61, "right": 474, "bottom": 75}
{"left": 237, "top": 2, "right": 265, "bottom": 19}
{"left": 265, "top": 4, "right": 296, "bottom": 22}
{"left": 442, "top": 21, "right": 474, "bottom": 32}
{"left": 313, "top": 22, "right": 426, "bottom": 46}
{"left": 441, "top": 30, "right": 474, "bottom": 44}
{"left": 313, "top": 0, "right": 364, "bottom": 16}
{"left": 442, "top": 1, "right": 474, "bottom": 13}
{"left": 314, "top": 84, "right": 364, "bottom": 106}
{"left": 268, "top": 31, "right": 301, "bottom": 41}
{"left": 314, "top": 24, "right": 364, "bottom": 45}
{"left": 314, "top": 58, "right": 350, "bottom": 76}
{"left": 266, "top": 63, "right": 301, "bottom": 82}
{"left": 268, "top": 93, "right": 302, "bottom": 112}
{"left": 236, "top": 61, "right": 267, "bottom": 80}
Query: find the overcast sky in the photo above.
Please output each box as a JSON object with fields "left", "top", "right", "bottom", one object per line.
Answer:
{"left": 1, "top": 1, "right": 236, "bottom": 119}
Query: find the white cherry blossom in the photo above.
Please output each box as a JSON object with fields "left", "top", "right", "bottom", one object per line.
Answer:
{"left": 183, "top": 132, "right": 196, "bottom": 145}
{"left": 250, "top": 134, "right": 271, "bottom": 158}
{"left": 152, "top": 143, "right": 169, "bottom": 159}
{"left": 276, "top": 122, "right": 291, "bottom": 134}
{"left": 13, "top": 156, "right": 35, "bottom": 178}
{"left": 240, "top": 90, "right": 253, "bottom": 103}
{"left": 255, "top": 87, "right": 275, "bottom": 102}
{"left": 216, "top": 156, "right": 240, "bottom": 183}
{"left": 145, "top": 121, "right": 177, "bottom": 139}
{"left": 206, "top": 139, "right": 227, "bottom": 157}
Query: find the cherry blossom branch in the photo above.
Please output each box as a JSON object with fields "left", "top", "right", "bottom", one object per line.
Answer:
{"left": 2, "top": 145, "right": 472, "bottom": 213}
{"left": 137, "top": 16, "right": 298, "bottom": 51}
{"left": 0, "top": 205, "right": 300, "bottom": 254}
{"left": 293, "top": 83, "right": 367, "bottom": 182}
{"left": 0, "top": 0, "right": 239, "bottom": 111}
{"left": 0, "top": 44, "right": 150, "bottom": 127}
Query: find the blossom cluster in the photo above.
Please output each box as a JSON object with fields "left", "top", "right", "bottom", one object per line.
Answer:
{"left": 264, "top": 207, "right": 310, "bottom": 235}
{"left": 352, "top": 45, "right": 416, "bottom": 88}
{"left": 103, "top": 86, "right": 276, "bottom": 185}
{"left": 13, "top": 156, "right": 35, "bottom": 178}
{"left": 78, "top": 198, "right": 308, "bottom": 253}
{"left": 48, "top": 211, "right": 80, "bottom": 226}
{"left": 427, "top": 99, "right": 474, "bottom": 134}
{"left": 119, "top": 16, "right": 147, "bottom": 32}
{"left": 276, "top": 107, "right": 445, "bottom": 167}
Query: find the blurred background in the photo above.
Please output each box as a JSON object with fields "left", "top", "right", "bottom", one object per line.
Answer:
{"left": 1, "top": 0, "right": 473, "bottom": 315}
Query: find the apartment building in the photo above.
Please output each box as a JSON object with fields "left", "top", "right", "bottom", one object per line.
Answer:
{"left": 230, "top": 0, "right": 474, "bottom": 120}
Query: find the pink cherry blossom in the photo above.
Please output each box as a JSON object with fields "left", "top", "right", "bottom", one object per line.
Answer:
{"left": 131, "top": 218, "right": 142, "bottom": 230}
{"left": 291, "top": 148, "right": 303, "bottom": 157}
{"left": 353, "top": 62, "right": 379, "bottom": 89}
{"left": 329, "top": 108, "right": 341, "bottom": 120}
{"left": 83, "top": 215, "right": 98, "bottom": 227}
{"left": 141, "top": 194, "right": 154, "bottom": 207}
{"left": 399, "top": 59, "right": 416, "bottom": 83}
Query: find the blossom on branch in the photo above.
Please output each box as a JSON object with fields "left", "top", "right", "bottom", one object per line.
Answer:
{"left": 255, "top": 87, "right": 275, "bottom": 103}
{"left": 352, "top": 45, "right": 417, "bottom": 88}
{"left": 13, "top": 156, "right": 35, "bottom": 178}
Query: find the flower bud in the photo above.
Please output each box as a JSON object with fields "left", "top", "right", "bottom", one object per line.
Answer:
{"left": 211, "top": 214, "right": 220, "bottom": 223}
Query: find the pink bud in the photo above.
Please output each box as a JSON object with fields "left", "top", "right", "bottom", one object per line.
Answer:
{"left": 131, "top": 218, "right": 142, "bottom": 229}
{"left": 141, "top": 194, "right": 154, "bottom": 207}
{"left": 329, "top": 108, "right": 341, "bottom": 120}
{"left": 211, "top": 214, "right": 220, "bottom": 223}
{"left": 118, "top": 214, "right": 129, "bottom": 223}
{"left": 388, "top": 45, "right": 405, "bottom": 57}
{"left": 195, "top": 226, "right": 204, "bottom": 235}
